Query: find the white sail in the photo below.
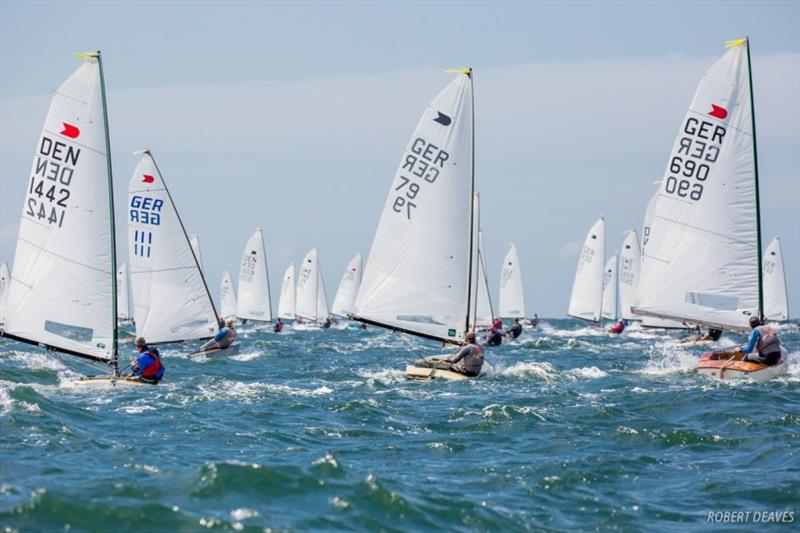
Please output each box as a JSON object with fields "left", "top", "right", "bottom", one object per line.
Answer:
{"left": 353, "top": 71, "right": 475, "bottom": 343}
{"left": 297, "top": 247, "right": 327, "bottom": 323}
{"left": 475, "top": 231, "right": 494, "bottom": 327}
{"left": 763, "top": 237, "right": 789, "bottom": 321}
{"left": 498, "top": 243, "right": 525, "bottom": 318}
{"left": 116, "top": 262, "right": 131, "bottom": 321}
{"left": 0, "top": 262, "right": 9, "bottom": 325}
{"left": 641, "top": 316, "right": 688, "bottom": 329}
{"left": 618, "top": 231, "right": 641, "bottom": 321}
{"left": 128, "top": 151, "right": 218, "bottom": 343}
{"left": 634, "top": 42, "right": 760, "bottom": 331}
{"left": 236, "top": 228, "right": 272, "bottom": 322}
{"left": 2, "top": 56, "right": 116, "bottom": 361}
{"left": 277, "top": 264, "right": 296, "bottom": 320}
{"left": 601, "top": 254, "right": 618, "bottom": 320}
{"left": 568, "top": 217, "right": 605, "bottom": 322}
{"left": 331, "top": 253, "right": 362, "bottom": 318}
{"left": 189, "top": 234, "right": 203, "bottom": 272}
{"left": 220, "top": 270, "right": 237, "bottom": 319}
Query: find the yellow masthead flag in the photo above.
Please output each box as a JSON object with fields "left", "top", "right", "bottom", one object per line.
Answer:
{"left": 75, "top": 51, "right": 99, "bottom": 61}
{"left": 724, "top": 38, "right": 747, "bottom": 48}
{"left": 445, "top": 67, "right": 472, "bottom": 76}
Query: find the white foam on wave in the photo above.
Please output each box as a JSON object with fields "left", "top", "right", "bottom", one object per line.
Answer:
{"left": 566, "top": 366, "right": 608, "bottom": 379}
{"left": 1, "top": 350, "right": 67, "bottom": 372}
{"left": 496, "top": 361, "right": 558, "bottom": 381}
{"left": 638, "top": 341, "right": 698, "bottom": 376}
{"left": 190, "top": 379, "right": 333, "bottom": 403}
{"left": 231, "top": 351, "right": 261, "bottom": 362}
{"left": 357, "top": 367, "right": 406, "bottom": 386}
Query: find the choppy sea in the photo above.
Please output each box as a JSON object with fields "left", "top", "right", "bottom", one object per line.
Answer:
{"left": 1, "top": 318, "right": 798, "bottom": 532}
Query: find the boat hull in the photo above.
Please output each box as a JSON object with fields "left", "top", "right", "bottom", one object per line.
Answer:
{"left": 188, "top": 343, "right": 240, "bottom": 360}
{"left": 77, "top": 375, "right": 154, "bottom": 387}
{"left": 697, "top": 347, "right": 788, "bottom": 381}
{"left": 406, "top": 356, "right": 489, "bottom": 380}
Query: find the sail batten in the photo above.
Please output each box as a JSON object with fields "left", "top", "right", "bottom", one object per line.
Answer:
{"left": 354, "top": 71, "right": 475, "bottom": 343}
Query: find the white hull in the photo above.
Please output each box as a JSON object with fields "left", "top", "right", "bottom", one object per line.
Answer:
{"left": 77, "top": 375, "right": 154, "bottom": 387}
{"left": 188, "top": 343, "right": 241, "bottom": 360}
{"left": 406, "top": 356, "right": 490, "bottom": 380}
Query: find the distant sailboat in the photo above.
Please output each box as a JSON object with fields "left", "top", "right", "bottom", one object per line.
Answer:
{"left": 236, "top": 228, "right": 273, "bottom": 323}
{"left": 601, "top": 254, "right": 618, "bottom": 321}
{"left": 220, "top": 270, "right": 238, "bottom": 319}
{"left": 0, "top": 262, "right": 9, "bottom": 326}
{"left": 117, "top": 262, "right": 132, "bottom": 323}
{"left": 331, "top": 253, "right": 363, "bottom": 319}
{"left": 128, "top": 150, "right": 219, "bottom": 344}
{"left": 763, "top": 236, "right": 789, "bottom": 322}
{"left": 630, "top": 38, "right": 786, "bottom": 378}
{"left": 277, "top": 264, "right": 296, "bottom": 320}
{"left": 351, "top": 68, "right": 485, "bottom": 380}
{"left": 475, "top": 230, "right": 495, "bottom": 328}
{"left": 0, "top": 52, "right": 142, "bottom": 383}
{"left": 296, "top": 247, "right": 329, "bottom": 326}
{"left": 568, "top": 217, "right": 605, "bottom": 323}
{"left": 618, "top": 231, "right": 640, "bottom": 321}
{"left": 498, "top": 243, "right": 525, "bottom": 320}
{"left": 189, "top": 234, "right": 203, "bottom": 272}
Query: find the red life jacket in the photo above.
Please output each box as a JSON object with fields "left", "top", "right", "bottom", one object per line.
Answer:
{"left": 140, "top": 350, "right": 163, "bottom": 377}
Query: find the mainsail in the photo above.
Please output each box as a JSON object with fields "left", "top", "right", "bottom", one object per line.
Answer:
{"left": 117, "top": 262, "right": 131, "bottom": 321}
{"left": 618, "top": 231, "right": 640, "bottom": 321}
{"left": 277, "top": 264, "right": 296, "bottom": 320}
{"left": 189, "top": 234, "right": 203, "bottom": 272}
{"left": 1, "top": 53, "right": 118, "bottom": 363}
{"left": 128, "top": 150, "right": 218, "bottom": 343}
{"left": 352, "top": 69, "right": 475, "bottom": 344}
{"left": 296, "top": 247, "right": 328, "bottom": 323}
{"left": 498, "top": 243, "right": 525, "bottom": 319}
{"left": 236, "top": 228, "right": 272, "bottom": 322}
{"left": 634, "top": 40, "right": 762, "bottom": 331}
{"left": 475, "top": 231, "right": 494, "bottom": 327}
{"left": 763, "top": 236, "right": 789, "bottom": 321}
{"left": 568, "top": 217, "right": 605, "bottom": 323}
{"left": 601, "top": 254, "right": 618, "bottom": 321}
{"left": 220, "top": 270, "right": 238, "bottom": 319}
{"left": 331, "top": 253, "right": 363, "bottom": 318}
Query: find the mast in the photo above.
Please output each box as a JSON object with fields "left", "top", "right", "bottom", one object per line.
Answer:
{"left": 471, "top": 193, "right": 480, "bottom": 331}
{"left": 262, "top": 231, "right": 274, "bottom": 322}
{"left": 147, "top": 150, "right": 221, "bottom": 328}
{"left": 464, "top": 67, "right": 476, "bottom": 335}
{"left": 95, "top": 50, "right": 119, "bottom": 372}
{"left": 745, "top": 37, "right": 764, "bottom": 321}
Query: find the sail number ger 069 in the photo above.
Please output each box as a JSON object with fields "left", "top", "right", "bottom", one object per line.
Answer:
{"left": 664, "top": 116, "right": 726, "bottom": 202}
{"left": 24, "top": 137, "right": 79, "bottom": 228}
{"left": 392, "top": 137, "right": 449, "bottom": 220}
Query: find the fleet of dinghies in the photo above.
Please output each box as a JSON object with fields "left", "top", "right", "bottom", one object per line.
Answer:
{"left": 0, "top": 39, "right": 793, "bottom": 385}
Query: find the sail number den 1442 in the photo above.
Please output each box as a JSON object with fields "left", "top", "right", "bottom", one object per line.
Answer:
{"left": 392, "top": 137, "right": 449, "bottom": 220}
{"left": 664, "top": 116, "right": 725, "bottom": 202}
{"left": 25, "top": 137, "right": 79, "bottom": 229}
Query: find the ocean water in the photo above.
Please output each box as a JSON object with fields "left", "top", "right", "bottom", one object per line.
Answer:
{"left": 1, "top": 319, "right": 798, "bottom": 532}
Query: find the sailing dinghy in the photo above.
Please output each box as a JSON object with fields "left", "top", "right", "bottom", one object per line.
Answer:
{"left": 0, "top": 52, "right": 148, "bottom": 386}
{"left": 220, "top": 270, "right": 238, "bottom": 320}
{"left": 763, "top": 237, "right": 789, "bottom": 323}
{"left": 568, "top": 217, "right": 605, "bottom": 326}
{"left": 295, "top": 247, "right": 330, "bottom": 329}
{"left": 601, "top": 253, "right": 618, "bottom": 324}
{"left": 277, "top": 263, "right": 296, "bottom": 324}
{"left": 475, "top": 229, "right": 495, "bottom": 329}
{"left": 632, "top": 38, "right": 787, "bottom": 379}
{"left": 498, "top": 243, "right": 525, "bottom": 322}
{"left": 350, "top": 68, "right": 489, "bottom": 380}
{"left": 236, "top": 228, "right": 273, "bottom": 326}
{"left": 618, "top": 231, "right": 640, "bottom": 322}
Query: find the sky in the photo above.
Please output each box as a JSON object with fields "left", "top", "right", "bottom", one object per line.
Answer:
{"left": 1, "top": 0, "right": 798, "bottom": 318}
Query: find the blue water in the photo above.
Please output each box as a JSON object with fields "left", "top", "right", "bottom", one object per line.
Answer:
{"left": 1, "top": 319, "right": 798, "bottom": 532}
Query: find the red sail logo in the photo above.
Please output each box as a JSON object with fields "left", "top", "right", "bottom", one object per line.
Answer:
{"left": 709, "top": 104, "right": 728, "bottom": 120}
{"left": 60, "top": 123, "right": 80, "bottom": 139}
{"left": 142, "top": 174, "right": 155, "bottom": 183}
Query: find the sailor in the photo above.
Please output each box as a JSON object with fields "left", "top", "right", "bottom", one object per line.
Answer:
{"left": 608, "top": 319, "right": 625, "bottom": 334}
{"left": 128, "top": 337, "right": 164, "bottom": 384}
{"left": 322, "top": 317, "right": 332, "bottom": 329}
{"left": 206, "top": 318, "right": 237, "bottom": 350}
{"left": 530, "top": 314, "right": 540, "bottom": 328}
{"left": 741, "top": 316, "right": 783, "bottom": 366}
{"left": 217, "top": 316, "right": 225, "bottom": 329}
{"left": 702, "top": 328, "right": 723, "bottom": 342}
{"left": 446, "top": 331, "right": 485, "bottom": 377}
{"left": 273, "top": 318, "right": 284, "bottom": 333}
{"left": 484, "top": 327, "right": 503, "bottom": 347}
{"left": 506, "top": 318, "right": 523, "bottom": 339}
{"left": 492, "top": 317, "right": 503, "bottom": 331}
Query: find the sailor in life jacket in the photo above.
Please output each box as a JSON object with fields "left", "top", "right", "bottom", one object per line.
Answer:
{"left": 446, "top": 331, "right": 485, "bottom": 377}
{"left": 208, "top": 318, "right": 237, "bottom": 350}
{"left": 129, "top": 337, "right": 165, "bottom": 384}
{"left": 741, "top": 316, "right": 783, "bottom": 366}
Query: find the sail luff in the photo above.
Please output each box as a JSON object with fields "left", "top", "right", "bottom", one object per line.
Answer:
{"left": 746, "top": 37, "right": 764, "bottom": 321}
{"left": 465, "top": 69, "right": 476, "bottom": 335}
{"left": 96, "top": 51, "right": 119, "bottom": 364}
